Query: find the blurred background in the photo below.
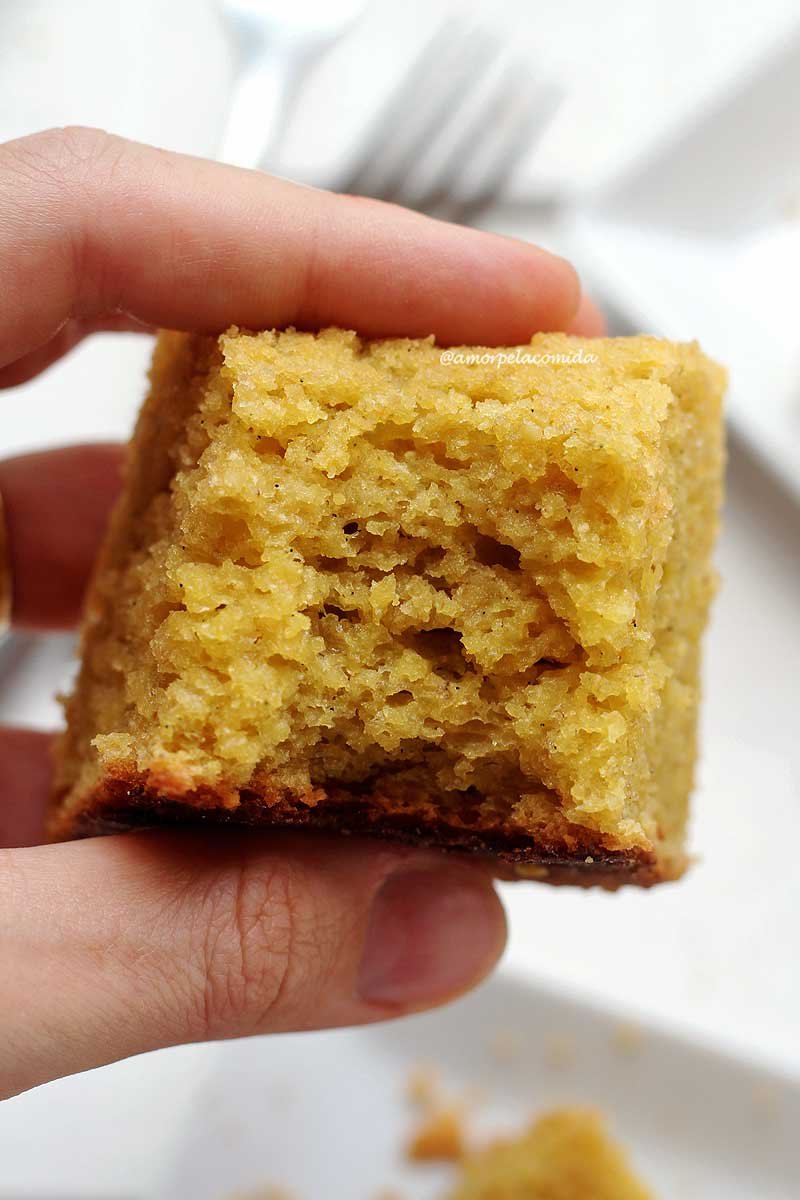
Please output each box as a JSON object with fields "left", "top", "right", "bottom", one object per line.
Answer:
{"left": 0, "top": 0, "right": 799, "bottom": 1195}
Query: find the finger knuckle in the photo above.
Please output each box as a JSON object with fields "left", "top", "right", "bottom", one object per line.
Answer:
{"left": 0, "top": 127, "right": 129, "bottom": 308}
{"left": 0, "top": 126, "right": 120, "bottom": 190}
{"left": 196, "top": 858, "right": 309, "bottom": 1039}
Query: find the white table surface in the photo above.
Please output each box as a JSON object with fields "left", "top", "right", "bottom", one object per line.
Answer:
{"left": 0, "top": 0, "right": 798, "bottom": 1117}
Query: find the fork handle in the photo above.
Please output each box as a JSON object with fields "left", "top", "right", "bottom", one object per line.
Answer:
{"left": 218, "top": 44, "right": 297, "bottom": 171}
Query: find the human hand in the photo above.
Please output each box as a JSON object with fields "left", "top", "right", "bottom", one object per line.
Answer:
{"left": 0, "top": 127, "right": 603, "bottom": 1100}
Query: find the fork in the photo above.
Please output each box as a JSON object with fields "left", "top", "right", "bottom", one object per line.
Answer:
{"left": 218, "top": 0, "right": 367, "bottom": 170}
{"left": 336, "top": 20, "right": 559, "bottom": 224}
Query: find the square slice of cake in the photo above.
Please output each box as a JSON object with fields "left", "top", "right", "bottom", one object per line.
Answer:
{"left": 51, "top": 328, "right": 725, "bottom": 886}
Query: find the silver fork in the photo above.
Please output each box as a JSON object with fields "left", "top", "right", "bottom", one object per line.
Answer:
{"left": 218, "top": 0, "right": 368, "bottom": 170}
{"left": 336, "top": 20, "right": 559, "bottom": 224}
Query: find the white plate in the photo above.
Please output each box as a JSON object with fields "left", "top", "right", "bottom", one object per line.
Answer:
{"left": 150, "top": 970, "right": 800, "bottom": 1199}
{"left": 2, "top": 969, "right": 798, "bottom": 1197}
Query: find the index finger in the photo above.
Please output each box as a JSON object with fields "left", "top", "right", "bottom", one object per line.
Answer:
{"left": 0, "top": 126, "right": 580, "bottom": 370}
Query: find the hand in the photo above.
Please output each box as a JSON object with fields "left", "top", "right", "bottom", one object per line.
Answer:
{"left": 0, "top": 127, "right": 603, "bottom": 1101}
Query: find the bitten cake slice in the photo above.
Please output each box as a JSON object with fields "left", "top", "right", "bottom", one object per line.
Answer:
{"left": 51, "top": 328, "right": 724, "bottom": 885}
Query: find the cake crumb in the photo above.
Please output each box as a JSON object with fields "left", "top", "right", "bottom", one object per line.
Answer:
{"left": 445, "top": 1108, "right": 655, "bottom": 1199}
{"left": 542, "top": 1034, "right": 576, "bottom": 1070}
{"left": 404, "top": 1064, "right": 481, "bottom": 1161}
{"left": 228, "top": 1188, "right": 296, "bottom": 1200}
{"left": 407, "top": 1106, "right": 467, "bottom": 1163}
{"left": 488, "top": 1029, "right": 524, "bottom": 1065}
{"left": 406, "top": 1064, "right": 442, "bottom": 1109}
{"left": 611, "top": 1021, "right": 646, "bottom": 1057}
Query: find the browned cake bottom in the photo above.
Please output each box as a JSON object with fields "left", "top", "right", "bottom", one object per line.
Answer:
{"left": 49, "top": 770, "right": 663, "bottom": 888}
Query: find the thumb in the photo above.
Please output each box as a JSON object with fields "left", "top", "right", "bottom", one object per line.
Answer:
{"left": 0, "top": 830, "right": 506, "bottom": 1099}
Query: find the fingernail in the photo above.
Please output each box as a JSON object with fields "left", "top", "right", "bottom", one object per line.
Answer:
{"left": 357, "top": 866, "right": 506, "bottom": 1008}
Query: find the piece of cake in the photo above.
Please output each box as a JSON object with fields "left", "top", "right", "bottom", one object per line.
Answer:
{"left": 444, "top": 1107, "right": 655, "bottom": 1199}
{"left": 50, "top": 328, "right": 724, "bottom": 885}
